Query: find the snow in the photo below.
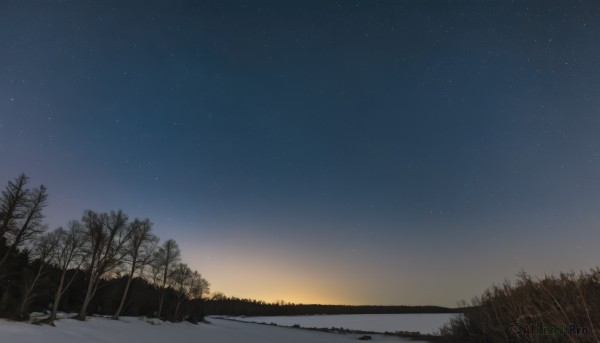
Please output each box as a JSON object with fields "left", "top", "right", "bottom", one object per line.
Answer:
{"left": 0, "top": 315, "right": 425, "bottom": 343}
{"left": 230, "top": 313, "right": 457, "bottom": 334}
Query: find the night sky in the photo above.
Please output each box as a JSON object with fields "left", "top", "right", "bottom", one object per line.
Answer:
{"left": 2, "top": 1, "right": 600, "bottom": 307}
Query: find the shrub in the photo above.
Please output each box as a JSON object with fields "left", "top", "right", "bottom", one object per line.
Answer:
{"left": 440, "top": 269, "right": 600, "bottom": 342}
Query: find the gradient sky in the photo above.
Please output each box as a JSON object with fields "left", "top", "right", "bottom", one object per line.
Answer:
{"left": 2, "top": 1, "right": 600, "bottom": 307}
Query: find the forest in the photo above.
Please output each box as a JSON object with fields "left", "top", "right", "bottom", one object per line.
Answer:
{"left": 0, "top": 173, "right": 457, "bottom": 323}
{"left": 0, "top": 174, "right": 209, "bottom": 323}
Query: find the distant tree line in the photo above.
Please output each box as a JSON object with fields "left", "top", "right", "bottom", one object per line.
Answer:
{"left": 204, "top": 293, "right": 458, "bottom": 316}
{"left": 0, "top": 174, "right": 209, "bottom": 323}
{"left": 203, "top": 293, "right": 459, "bottom": 317}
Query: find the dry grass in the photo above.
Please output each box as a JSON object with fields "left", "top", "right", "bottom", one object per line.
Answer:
{"left": 440, "top": 269, "right": 600, "bottom": 342}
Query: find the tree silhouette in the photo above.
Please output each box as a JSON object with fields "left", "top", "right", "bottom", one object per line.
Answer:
{"left": 171, "top": 263, "right": 192, "bottom": 320}
{"left": 154, "top": 239, "right": 181, "bottom": 318}
{"left": 170, "top": 264, "right": 210, "bottom": 320}
{"left": 0, "top": 182, "right": 48, "bottom": 271}
{"left": 113, "top": 218, "right": 158, "bottom": 319}
{"left": 77, "top": 210, "right": 132, "bottom": 320}
{"left": 0, "top": 174, "right": 29, "bottom": 246}
{"left": 49, "top": 222, "right": 86, "bottom": 322}
{"left": 0, "top": 175, "right": 214, "bottom": 322}
{"left": 17, "top": 231, "right": 57, "bottom": 319}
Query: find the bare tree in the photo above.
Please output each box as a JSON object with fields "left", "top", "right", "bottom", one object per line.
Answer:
{"left": 190, "top": 273, "right": 210, "bottom": 302}
{"left": 155, "top": 239, "right": 181, "bottom": 318}
{"left": 170, "top": 264, "right": 210, "bottom": 320}
{"left": 0, "top": 184, "right": 48, "bottom": 270}
{"left": 112, "top": 218, "right": 158, "bottom": 319}
{"left": 170, "top": 263, "right": 192, "bottom": 320}
{"left": 210, "top": 291, "right": 227, "bottom": 301}
{"left": 188, "top": 271, "right": 210, "bottom": 320}
{"left": 149, "top": 257, "right": 161, "bottom": 288}
{"left": 77, "top": 210, "right": 132, "bottom": 320}
{"left": 0, "top": 174, "right": 29, "bottom": 243}
{"left": 49, "top": 222, "right": 86, "bottom": 322}
{"left": 17, "top": 231, "right": 58, "bottom": 319}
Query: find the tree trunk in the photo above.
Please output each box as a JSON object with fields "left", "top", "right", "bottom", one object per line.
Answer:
{"left": 113, "top": 273, "right": 133, "bottom": 320}
{"left": 18, "top": 297, "right": 31, "bottom": 320}
{"left": 158, "top": 290, "right": 165, "bottom": 319}
{"left": 18, "top": 284, "right": 35, "bottom": 319}
{"left": 49, "top": 272, "right": 66, "bottom": 321}
{"left": 77, "top": 273, "right": 96, "bottom": 320}
{"left": 173, "top": 299, "right": 181, "bottom": 321}
{"left": 19, "top": 263, "right": 46, "bottom": 319}
{"left": 78, "top": 293, "right": 92, "bottom": 320}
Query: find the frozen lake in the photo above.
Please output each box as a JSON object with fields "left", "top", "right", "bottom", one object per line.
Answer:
{"left": 229, "top": 313, "right": 458, "bottom": 335}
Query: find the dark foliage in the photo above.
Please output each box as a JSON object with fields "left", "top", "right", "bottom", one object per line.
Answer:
{"left": 203, "top": 296, "right": 458, "bottom": 317}
{"left": 0, "top": 249, "right": 207, "bottom": 321}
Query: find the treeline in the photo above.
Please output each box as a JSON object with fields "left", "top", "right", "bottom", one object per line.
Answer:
{"left": 203, "top": 294, "right": 458, "bottom": 317}
{"left": 0, "top": 174, "right": 209, "bottom": 323}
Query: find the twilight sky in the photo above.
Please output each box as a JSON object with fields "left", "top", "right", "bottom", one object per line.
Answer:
{"left": 2, "top": 1, "right": 600, "bottom": 307}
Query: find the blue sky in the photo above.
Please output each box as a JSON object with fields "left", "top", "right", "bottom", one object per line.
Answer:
{"left": 1, "top": 1, "right": 600, "bottom": 306}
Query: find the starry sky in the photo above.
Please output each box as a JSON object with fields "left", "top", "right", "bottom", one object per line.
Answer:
{"left": 1, "top": 1, "right": 600, "bottom": 307}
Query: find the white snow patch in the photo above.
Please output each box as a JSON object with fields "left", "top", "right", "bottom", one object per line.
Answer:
{"left": 0, "top": 316, "right": 421, "bottom": 343}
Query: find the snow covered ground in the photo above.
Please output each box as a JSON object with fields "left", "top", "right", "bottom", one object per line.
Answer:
{"left": 230, "top": 313, "right": 457, "bottom": 334}
{"left": 0, "top": 315, "right": 428, "bottom": 343}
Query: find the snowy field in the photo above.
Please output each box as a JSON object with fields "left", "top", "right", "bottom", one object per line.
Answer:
{"left": 230, "top": 313, "right": 457, "bottom": 334}
{"left": 0, "top": 315, "right": 428, "bottom": 343}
